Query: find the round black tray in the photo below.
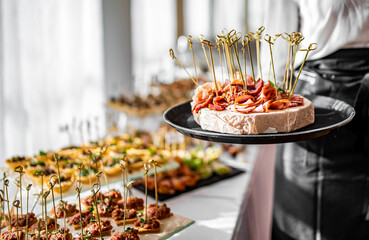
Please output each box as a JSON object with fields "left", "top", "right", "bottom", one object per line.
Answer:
{"left": 163, "top": 95, "right": 355, "bottom": 144}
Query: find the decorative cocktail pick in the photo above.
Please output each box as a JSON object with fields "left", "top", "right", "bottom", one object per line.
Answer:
{"left": 199, "top": 37, "right": 219, "bottom": 97}
{"left": 169, "top": 49, "right": 198, "bottom": 87}
{"left": 95, "top": 172, "right": 106, "bottom": 211}
{"left": 288, "top": 32, "right": 304, "bottom": 92}
{"left": 75, "top": 182, "right": 84, "bottom": 239}
{"left": 49, "top": 175, "right": 58, "bottom": 222}
{"left": 72, "top": 184, "right": 83, "bottom": 240}
{"left": 289, "top": 43, "right": 318, "bottom": 98}
{"left": 0, "top": 190, "right": 5, "bottom": 237}
{"left": 78, "top": 163, "right": 84, "bottom": 189}
{"left": 123, "top": 180, "right": 135, "bottom": 232}
{"left": 216, "top": 39, "right": 225, "bottom": 82}
{"left": 143, "top": 163, "right": 151, "bottom": 222}
{"left": 282, "top": 32, "right": 292, "bottom": 91}
{"left": 249, "top": 26, "right": 265, "bottom": 79}
{"left": 4, "top": 179, "right": 11, "bottom": 230}
{"left": 267, "top": 34, "right": 281, "bottom": 82}
{"left": 14, "top": 166, "right": 25, "bottom": 216}
{"left": 148, "top": 159, "right": 161, "bottom": 213}
{"left": 219, "top": 34, "right": 235, "bottom": 83}
{"left": 91, "top": 184, "right": 103, "bottom": 240}
{"left": 225, "top": 30, "right": 237, "bottom": 77}
{"left": 187, "top": 35, "right": 198, "bottom": 86}
{"left": 12, "top": 200, "right": 21, "bottom": 240}
{"left": 42, "top": 190, "right": 50, "bottom": 237}
{"left": 244, "top": 35, "right": 255, "bottom": 82}
{"left": 264, "top": 34, "right": 277, "bottom": 87}
{"left": 53, "top": 155, "right": 67, "bottom": 227}
{"left": 98, "top": 147, "right": 110, "bottom": 190}
{"left": 230, "top": 32, "right": 247, "bottom": 91}
{"left": 120, "top": 157, "right": 127, "bottom": 199}
{"left": 25, "top": 184, "right": 32, "bottom": 240}
{"left": 37, "top": 220, "right": 42, "bottom": 240}
{"left": 87, "top": 150, "right": 94, "bottom": 186}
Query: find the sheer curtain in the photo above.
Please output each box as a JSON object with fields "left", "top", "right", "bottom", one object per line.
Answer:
{"left": 0, "top": 0, "right": 104, "bottom": 161}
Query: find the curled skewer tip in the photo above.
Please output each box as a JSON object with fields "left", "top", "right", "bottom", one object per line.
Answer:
{"left": 4, "top": 179, "right": 9, "bottom": 186}
{"left": 300, "top": 43, "right": 318, "bottom": 51}
{"left": 43, "top": 190, "right": 50, "bottom": 199}
{"left": 126, "top": 180, "right": 135, "bottom": 189}
{"left": 144, "top": 163, "right": 151, "bottom": 172}
{"left": 14, "top": 166, "right": 24, "bottom": 174}
{"left": 26, "top": 184, "right": 32, "bottom": 191}
{"left": 13, "top": 200, "right": 20, "bottom": 208}
{"left": 169, "top": 48, "right": 175, "bottom": 59}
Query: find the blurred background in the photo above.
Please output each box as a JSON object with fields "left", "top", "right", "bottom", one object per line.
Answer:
{"left": 0, "top": 0, "right": 265, "bottom": 160}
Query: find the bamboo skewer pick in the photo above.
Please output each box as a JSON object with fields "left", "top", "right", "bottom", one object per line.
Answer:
{"left": 12, "top": 200, "right": 20, "bottom": 240}
{"left": 0, "top": 190, "right": 4, "bottom": 238}
{"left": 14, "top": 166, "right": 24, "bottom": 216}
{"left": 148, "top": 160, "right": 161, "bottom": 212}
{"left": 42, "top": 191, "right": 50, "bottom": 238}
{"left": 143, "top": 163, "right": 151, "bottom": 222}
{"left": 120, "top": 158, "right": 127, "bottom": 206}
{"left": 216, "top": 40, "right": 224, "bottom": 82}
{"left": 49, "top": 176, "right": 57, "bottom": 223}
{"left": 123, "top": 180, "right": 135, "bottom": 232}
{"left": 96, "top": 172, "right": 106, "bottom": 212}
{"left": 264, "top": 34, "right": 277, "bottom": 87}
{"left": 4, "top": 179, "right": 11, "bottom": 231}
{"left": 187, "top": 35, "right": 198, "bottom": 85}
{"left": 241, "top": 38, "right": 247, "bottom": 80}
{"left": 26, "top": 184, "right": 32, "bottom": 240}
{"left": 199, "top": 38, "right": 219, "bottom": 97}
{"left": 230, "top": 33, "right": 247, "bottom": 91}
{"left": 282, "top": 33, "right": 292, "bottom": 91}
{"left": 37, "top": 221, "right": 41, "bottom": 240}
{"left": 288, "top": 33, "right": 304, "bottom": 93}
{"left": 169, "top": 49, "right": 198, "bottom": 87}
{"left": 54, "top": 155, "right": 66, "bottom": 227}
{"left": 75, "top": 182, "right": 83, "bottom": 239}
{"left": 244, "top": 35, "right": 255, "bottom": 82}
{"left": 289, "top": 43, "right": 317, "bottom": 98}
{"left": 91, "top": 184, "right": 103, "bottom": 240}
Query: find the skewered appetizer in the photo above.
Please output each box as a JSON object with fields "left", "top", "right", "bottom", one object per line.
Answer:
{"left": 112, "top": 208, "right": 138, "bottom": 225}
{"left": 28, "top": 217, "right": 59, "bottom": 235}
{"left": 116, "top": 197, "right": 144, "bottom": 211}
{"left": 29, "top": 228, "right": 73, "bottom": 240}
{"left": 67, "top": 211, "right": 95, "bottom": 230}
{"left": 134, "top": 218, "right": 160, "bottom": 234}
{"left": 1, "top": 229, "right": 24, "bottom": 240}
{"left": 111, "top": 228, "right": 140, "bottom": 240}
{"left": 146, "top": 203, "right": 172, "bottom": 220}
{"left": 1, "top": 213, "right": 37, "bottom": 230}
{"left": 50, "top": 200, "right": 78, "bottom": 218}
{"left": 83, "top": 219, "right": 113, "bottom": 238}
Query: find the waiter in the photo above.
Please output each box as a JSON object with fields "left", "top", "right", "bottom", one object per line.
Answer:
{"left": 261, "top": 0, "right": 369, "bottom": 239}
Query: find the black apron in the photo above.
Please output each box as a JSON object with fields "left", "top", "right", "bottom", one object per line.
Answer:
{"left": 272, "top": 48, "right": 369, "bottom": 240}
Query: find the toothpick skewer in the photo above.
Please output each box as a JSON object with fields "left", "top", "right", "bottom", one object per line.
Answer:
{"left": 187, "top": 35, "right": 198, "bottom": 85}
{"left": 26, "top": 184, "right": 32, "bottom": 240}
{"left": 4, "top": 179, "right": 11, "bottom": 231}
{"left": 264, "top": 34, "right": 277, "bottom": 87}
{"left": 12, "top": 200, "right": 20, "bottom": 240}
{"left": 96, "top": 172, "right": 105, "bottom": 212}
{"left": 14, "top": 167, "right": 24, "bottom": 216}
{"left": 91, "top": 184, "right": 103, "bottom": 240}
{"left": 244, "top": 35, "right": 255, "bottom": 82}
{"left": 230, "top": 33, "right": 247, "bottom": 91}
{"left": 49, "top": 176, "right": 57, "bottom": 223}
{"left": 217, "top": 36, "right": 231, "bottom": 83}
{"left": 226, "top": 30, "right": 238, "bottom": 76}
{"left": 169, "top": 49, "right": 198, "bottom": 87}
{"left": 42, "top": 191, "right": 50, "bottom": 238}
{"left": 0, "top": 190, "right": 4, "bottom": 238}
{"left": 216, "top": 40, "right": 225, "bottom": 82}
{"left": 288, "top": 33, "right": 304, "bottom": 93}
{"left": 199, "top": 38, "right": 219, "bottom": 97}
{"left": 289, "top": 43, "right": 317, "bottom": 98}
{"left": 149, "top": 159, "right": 161, "bottom": 212}
{"left": 241, "top": 38, "right": 247, "bottom": 80}
{"left": 75, "top": 182, "right": 83, "bottom": 239}
{"left": 143, "top": 163, "right": 151, "bottom": 222}
{"left": 123, "top": 180, "right": 135, "bottom": 232}
{"left": 203, "top": 39, "right": 220, "bottom": 97}
{"left": 250, "top": 26, "right": 265, "bottom": 79}
{"left": 282, "top": 33, "right": 292, "bottom": 91}
{"left": 54, "top": 154, "right": 67, "bottom": 227}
